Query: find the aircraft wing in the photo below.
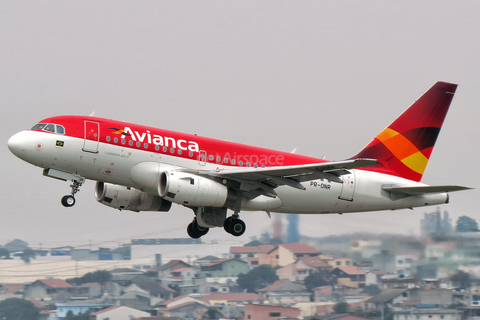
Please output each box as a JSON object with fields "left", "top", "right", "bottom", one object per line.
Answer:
{"left": 187, "top": 158, "right": 379, "bottom": 198}
{"left": 382, "top": 185, "right": 472, "bottom": 196}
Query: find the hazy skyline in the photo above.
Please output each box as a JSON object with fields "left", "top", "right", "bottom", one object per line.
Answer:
{"left": 1, "top": 1, "right": 478, "bottom": 250}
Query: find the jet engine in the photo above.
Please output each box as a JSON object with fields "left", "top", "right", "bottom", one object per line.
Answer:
{"left": 158, "top": 171, "right": 235, "bottom": 207}
{"left": 95, "top": 182, "right": 172, "bottom": 212}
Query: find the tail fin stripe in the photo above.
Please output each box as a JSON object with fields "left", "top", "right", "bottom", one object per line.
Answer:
{"left": 349, "top": 81, "right": 458, "bottom": 182}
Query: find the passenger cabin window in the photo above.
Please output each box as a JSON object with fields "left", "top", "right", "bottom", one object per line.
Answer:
{"left": 31, "top": 123, "right": 65, "bottom": 134}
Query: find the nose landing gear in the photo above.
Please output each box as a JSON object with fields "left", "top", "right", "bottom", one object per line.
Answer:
{"left": 61, "top": 180, "right": 83, "bottom": 207}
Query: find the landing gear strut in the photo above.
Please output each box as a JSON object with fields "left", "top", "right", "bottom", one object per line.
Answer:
{"left": 61, "top": 180, "right": 83, "bottom": 207}
{"left": 223, "top": 191, "right": 246, "bottom": 236}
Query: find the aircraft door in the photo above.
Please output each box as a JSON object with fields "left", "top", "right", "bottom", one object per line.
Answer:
{"left": 83, "top": 121, "right": 100, "bottom": 153}
{"left": 339, "top": 171, "right": 355, "bottom": 201}
{"left": 198, "top": 150, "right": 207, "bottom": 166}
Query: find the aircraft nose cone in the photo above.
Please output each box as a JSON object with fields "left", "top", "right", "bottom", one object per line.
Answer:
{"left": 7, "top": 131, "right": 27, "bottom": 158}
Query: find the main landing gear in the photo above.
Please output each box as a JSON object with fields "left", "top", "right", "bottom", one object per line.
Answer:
{"left": 186, "top": 206, "right": 247, "bottom": 239}
{"left": 224, "top": 191, "right": 247, "bottom": 237}
{"left": 223, "top": 215, "right": 246, "bottom": 237}
{"left": 187, "top": 219, "right": 209, "bottom": 239}
{"left": 61, "top": 180, "right": 83, "bottom": 207}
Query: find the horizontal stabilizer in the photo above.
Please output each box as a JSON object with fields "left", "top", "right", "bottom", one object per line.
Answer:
{"left": 382, "top": 185, "right": 472, "bottom": 196}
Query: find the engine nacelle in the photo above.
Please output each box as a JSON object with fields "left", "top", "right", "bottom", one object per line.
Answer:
{"left": 95, "top": 182, "right": 172, "bottom": 212}
{"left": 159, "top": 171, "right": 232, "bottom": 207}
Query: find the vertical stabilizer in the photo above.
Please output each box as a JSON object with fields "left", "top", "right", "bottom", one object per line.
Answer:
{"left": 351, "top": 82, "right": 457, "bottom": 182}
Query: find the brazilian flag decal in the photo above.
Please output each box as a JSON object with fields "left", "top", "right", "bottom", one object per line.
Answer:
{"left": 56, "top": 140, "right": 64, "bottom": 147}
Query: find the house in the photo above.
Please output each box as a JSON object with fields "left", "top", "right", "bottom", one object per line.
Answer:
{"left": 80, "top": 282, "right": 121, "bottom": 298}
{"left": 55, "top": 300, "right": 113, "bottom": 318}
{"left": 156, "top": 295, "right": 209, "bottom": 310}
{"left": 393, "top": 308, "right": 462, "bottom": 320}
{"left": 277, "top": 256, "right": 332, "bottom": 281}
{"left": 409, "top": 288, "right": 454, "bottom": 305}
{"left": 207, "top": 277, "right": 242, "bottom": 294}
{"left": 328, "top": 257, "right": 354, "bottom": 268}
{"left": 199, "top": 293, "right": 265, "bottom": 319}
{"left": 322, "top": 315, "right": 374, "bottom": 320}
{"left": 123, "top": 275, "right": 176, "bottom": 300}
{"left": 366, "top": 288, "right": 409, "bottom": 310}
{"left": 313, "top": 286, "right": 334, "bottom": 302}
{"left": 0, "top": 283, "right": 24, "bottom": 300}
{"left": 160, "top": 266, "right": 207, "bottom": 295}
{"left": 200, "top": 258, "right": 249, "bottom": 277}
{"left": 394, "top": 254, "right": 417, "bottom": 276}
{"left": 149, "top": 260, "right": 192, "bottom": 279}
{"left": 257, "top": 278, "right": 311, "bottom": 305}
{"left": 331, "top": 266, "right": 366, "bottom": 288}
{"left": 193, "top": 255, "right": 220, "bottom": 267}
{"left": 134, "top": 317, "right": 183, "bottom": 320}
{"left": 119, "top": 291, "right": 160, "bottom": 312}
{"left": 380, "top": 277, "right": 421, "bottom": 290}
{"left": 294, "top": 301, "right": 338, "bottom": 317}
{"left": 199, "top": 292, "right": 266, "bottom": 306}
{"left": 24, "top": 279, "right": 84, "bottom": 300}
{"left": 243, "top": 304, "right": 301, "bottom": 320}
{"left": 90, "top": 305, "right": 150, "bottom": 320}
{"left": 258, "top": 243, "right": 321, "bottom": 267}
{"left": 365, "top": 270, "right": 388, "bottom": 286}
{"left": 163, "top": 300, "right": 210, "bottom": 319}
{"left": 230, "top": 245, "right": 276, "bottom": 266}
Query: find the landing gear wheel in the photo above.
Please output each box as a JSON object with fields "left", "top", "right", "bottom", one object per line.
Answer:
{"left": 192, "top": 220, "right": 209, "bottom": 237}
{"left": 187, "top": 221, "right": 209, "bottom": 239}
{"left": 223, "top": 216, "right": 233, "bottom": 232}
{"left": 187, "top": 223, "right": 200, "bottom": 239}
{"left": 61, "top": 195, "right": 75, "bottom": 207}
{"left": 229, "top": 219, "right": 246, "bottom": 237}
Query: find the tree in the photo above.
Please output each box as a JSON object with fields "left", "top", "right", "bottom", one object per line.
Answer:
{"left": 455, "top": 216, "right": 479, "bottom": 232}
{"left": 362, "top": 284, "right": 381, "bottom": 296}
{"left": 94, "top": 270, "right": 113, "bottom": 295}
{"left": 303, "top": 269, "right": 336, "bottom": 291}
{"left": 333, "top": 302, "right": 349, "bottom": 314}
{"left": 67, "top": 270, "right": 113, "bottom": 295}
{"left": 0, "top": 298, "right": 39, "bottom": 320}
{"left": 244, "top": 240, "right": 262, "bottom": 247}
{"left": 202, "top": 308, "right": 223, "bottom": 319}
{"left": 450, "top": 270, "right": 471, "bottom": 288}
{"left": 237, "top": 264, "right": 279, "bottom": 292}
{"left": 144, "top": 270, "right": 158, "bottom": 278}
{"left": 21, "top": 248, "right": 36, "bottom": 263}
{"left": 65, "top": 310, "right": 91, "bottom": 320}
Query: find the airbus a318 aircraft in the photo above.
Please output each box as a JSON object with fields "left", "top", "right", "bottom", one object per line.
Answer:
{"left": 8, "top": 82, "right": 470, "bottom": 238}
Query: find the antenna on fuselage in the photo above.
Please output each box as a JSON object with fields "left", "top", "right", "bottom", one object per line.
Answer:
{"left": 89, "top": 111, "right": 96, "bottom": 117}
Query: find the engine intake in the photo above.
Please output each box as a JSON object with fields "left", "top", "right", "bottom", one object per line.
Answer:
{"left": 95, "top": 182, "right": 172, "bottom": 212}
{"left": 159, "top": 171, "right": 232, "bottom": 207}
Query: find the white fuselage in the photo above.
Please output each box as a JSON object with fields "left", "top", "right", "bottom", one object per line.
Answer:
{"left": 8, "top": 130, "right": 448, "bottom": 215}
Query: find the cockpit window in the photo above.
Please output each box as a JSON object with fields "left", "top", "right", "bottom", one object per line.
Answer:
{"left": 56, "top": 125, "right": 65, "bottom": 134}
{"left": 31, "top": 123, "right": 65, "bottom": 135}
{"left": 32, "top": 123, "right": 46, "bottom": 130}
{"left": 45, "top": 124, "right": 55, "bottom": 132}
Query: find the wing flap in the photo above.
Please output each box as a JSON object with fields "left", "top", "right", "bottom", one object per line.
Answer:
{"left": 200, "top": 158, "right": 378, "bottom": 182}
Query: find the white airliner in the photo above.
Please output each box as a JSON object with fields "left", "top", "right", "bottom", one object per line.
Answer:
{"left": 8, "top": 82, "right": 470, "bottom": 238}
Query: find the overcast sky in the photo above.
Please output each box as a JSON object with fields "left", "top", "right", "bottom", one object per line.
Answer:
{"left": 1, "top": 1, "right": 479, "bottom": 252}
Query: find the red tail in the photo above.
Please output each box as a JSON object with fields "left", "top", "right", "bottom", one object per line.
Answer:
{"left": 351, "top": 82, "right": 457, "bottom": 182}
